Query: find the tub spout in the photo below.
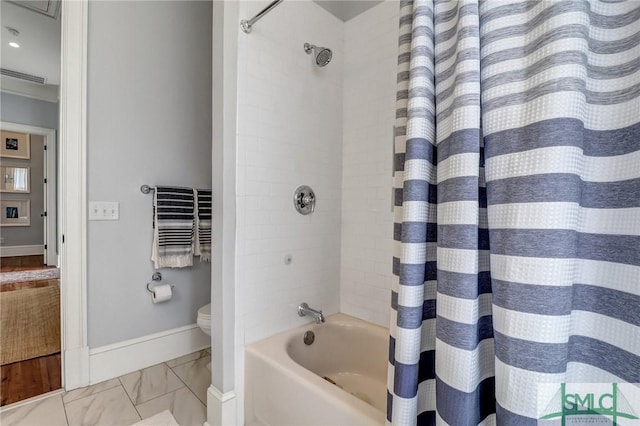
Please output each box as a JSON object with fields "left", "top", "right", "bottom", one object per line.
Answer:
{"left": 298, "top": 302, "right": 325, "bottom": 324}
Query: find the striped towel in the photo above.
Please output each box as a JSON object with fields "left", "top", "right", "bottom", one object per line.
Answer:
{"left": 194, "top": 189, "right": 212, "bottom": 262}
{"left": 151, "top": 186, "right": 195, "bottom": 269}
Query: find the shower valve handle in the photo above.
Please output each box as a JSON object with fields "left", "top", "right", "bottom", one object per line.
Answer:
{"left": 300, "top": 194, "right": 313, "bottom": 205}
{"left": 293, "top": 186, "right": 315, "bottom": 215}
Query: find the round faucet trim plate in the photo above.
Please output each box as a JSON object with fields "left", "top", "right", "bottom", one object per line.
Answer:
{"left": 293, "top": 185, "right": 315, "bottom": 215}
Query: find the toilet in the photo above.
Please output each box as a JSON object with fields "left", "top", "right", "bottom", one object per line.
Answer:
{"left": 197, "top": 304, "right": 212, "bottom": 372}
{"left": 197, "top": 304, "right": 211, "bottom": 336}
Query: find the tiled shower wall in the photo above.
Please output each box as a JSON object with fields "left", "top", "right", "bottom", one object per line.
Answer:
{"left": 236, "top": 0, "right": 400, "bottom": 341}
{"left": 340, "top": 1, "right": 400, "bottom": 327}
{"left": 236, "top": 1, "right": 344, "bottom": 344}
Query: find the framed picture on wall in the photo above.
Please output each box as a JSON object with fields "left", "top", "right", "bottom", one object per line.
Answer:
{"left": 0, "top": 130, "right": 30, "bottom": 159}
{"left": 0, "top": 199, "right": 30, "bottom": 226}
{"left": 0, "top": 165, "right": 30, "bottom": 193}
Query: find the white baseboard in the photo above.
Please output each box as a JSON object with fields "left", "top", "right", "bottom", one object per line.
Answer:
{"left": 0, "top": 245, "right": 45, "bottom": 257}
{"left": 89, "top": 324, "right": 210, "bottom": 384}
{"left": 206, "top": 386, "right": 237, "bottom": 426}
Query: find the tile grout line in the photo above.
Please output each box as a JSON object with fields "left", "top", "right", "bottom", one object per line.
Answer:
{"left": 132, "top": 384, "right": 194, "bottom": 420}
{"left": 62, "top": 379, "right": 120, "bottom": 405}
{"left": 167, "top": 358, "right": 207, "bottom": 406}
{"left": 166, "top": 370, "right": 206, "bottom": 413}
{"left": 62, "top": 381, "right": 134, "bottom": 425}
{"left": 167, "top": 361, "right": 192, "bottom": 395}
{"left": 60, "top": 394, "right": 71, "bottom": 426}
{"left": 166, "top": 349, "right": 208, "bottom": 369}
{"left": 133, "top": 355, "right": 209, "bottom": 423}
{"left": 58, "top": 352, "right": 207, "bottom": 423}
{"left": 122, "top": 361, "right": 192, "bottom": 418}
{"left": 117, "top": 376, "right": 142, "bottom": 422}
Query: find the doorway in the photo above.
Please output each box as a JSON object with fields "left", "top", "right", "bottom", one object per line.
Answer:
{"left": 0, "top": 0, "right": 62, "bottom": 406}
{"left": 0, "top": 123, "right": 61, "bottom": 406}
{"left": 0, "top": 123, "right": 57, "bottom": 266}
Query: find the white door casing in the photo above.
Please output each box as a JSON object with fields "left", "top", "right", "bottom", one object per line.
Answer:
{"left": 59, "top": 0, "right": 89, "bottom": 390}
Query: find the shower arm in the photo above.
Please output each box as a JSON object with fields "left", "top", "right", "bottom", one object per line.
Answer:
{"left": 240, "top": 0, "right": 283, "bottom": 34}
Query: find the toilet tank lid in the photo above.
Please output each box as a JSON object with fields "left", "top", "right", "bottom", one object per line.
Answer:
{"left": 198, "top": 304, "right": 211, "bottom": 318}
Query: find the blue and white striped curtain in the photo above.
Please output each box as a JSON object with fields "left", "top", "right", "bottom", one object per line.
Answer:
{"left": 389, "top": 1, "right": 640, "bottom": 424}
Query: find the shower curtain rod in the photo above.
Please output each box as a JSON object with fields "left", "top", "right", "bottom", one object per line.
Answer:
{"left": 240, "top": 0, "right": 283, "bottom": 34}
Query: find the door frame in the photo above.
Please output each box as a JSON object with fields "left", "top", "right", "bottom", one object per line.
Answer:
{"left": 0, "top": 121, "right": 56, "bottom": 265}
{"left": 44, "top": 128, "right": 57, "bottom": 266}
{"left": 59, "top": 0, "right": 89, "bottom": 389}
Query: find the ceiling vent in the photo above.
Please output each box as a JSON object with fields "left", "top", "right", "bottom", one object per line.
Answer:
{"left": 0, "top": 68, "right": 47, "bottom": 85}
{"left": 8, "top": 1, "right": 61, "bottom": 19}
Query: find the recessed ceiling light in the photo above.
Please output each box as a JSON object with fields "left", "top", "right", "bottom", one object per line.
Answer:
{"left": 6, "top": 28, "right": 20, "bottom": 48}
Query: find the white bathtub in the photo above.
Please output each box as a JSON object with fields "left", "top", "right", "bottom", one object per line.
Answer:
{"left": 245, "top": 313, "right": 388, "bottom": 426}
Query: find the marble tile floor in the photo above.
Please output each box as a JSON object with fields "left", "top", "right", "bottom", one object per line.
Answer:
{"left": 0, "top": 349, "right": 211, "bottom": 426}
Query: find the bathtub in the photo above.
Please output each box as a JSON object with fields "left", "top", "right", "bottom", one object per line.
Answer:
{"left": 245, "top": 313, "right": 388, "bottom": 426}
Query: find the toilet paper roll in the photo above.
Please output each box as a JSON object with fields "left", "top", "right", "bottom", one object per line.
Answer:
{"left": 151, "top": 284, "right": 173, "bottom": 304}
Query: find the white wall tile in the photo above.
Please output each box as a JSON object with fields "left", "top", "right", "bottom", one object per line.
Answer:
{"left": 237, "top": 1, "right": 344, "bottom": 344}
{"left": 236, "top": 0, "right": 399, "bottom": 341}
{"left": 340, "top": 1, "right": 400, "bottom": 328}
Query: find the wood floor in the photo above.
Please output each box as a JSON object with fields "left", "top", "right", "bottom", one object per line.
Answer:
{"left": 0, "top": 255, "right": 55, "bottom": 272}
{"left": 0, "top": 279, "right": 60, "bottom": 293}
{"left": 0, "top": 255, "right": 62, "bottom": 407}
{"left": 0, "top": 354, "right": 61, "bottom": 406}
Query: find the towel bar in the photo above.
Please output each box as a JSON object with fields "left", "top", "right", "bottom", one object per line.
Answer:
{"left": 140, "top": 184, "right": 154, "bottom": 194}
{"left": 140, "top": 184, "right": 211, "bottom": 194}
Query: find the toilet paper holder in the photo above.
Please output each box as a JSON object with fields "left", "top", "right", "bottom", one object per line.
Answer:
{"left": 146, "top": 272, "right": 175, "bottom": 292}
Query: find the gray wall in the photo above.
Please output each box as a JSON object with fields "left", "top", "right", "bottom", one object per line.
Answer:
{"left": 0, "top": 135, "right": 45, "bottom": 247}
{"left": 87, "top": 1, "right": 212, "bottom": 347}
{"left": 0, "top": 93, "right": 58, "bottom": 248}
{"left": 0, "top": 92, "right": 59, "bottom": 130}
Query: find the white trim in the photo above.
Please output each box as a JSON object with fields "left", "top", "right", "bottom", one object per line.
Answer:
{"left": 89, "top": 324, "right": 210, "bottom": 384}
{"left": 0, "top": 122, "right": 55, "bottom": 140}
{"left": 206, "top": 386, "right": 238, "bottom": 426}
{"left": 210, "top": 2, "right": 240, "bottom": 424}
{"left": 0, "top": 389, "right": 65, "bottom": 414}
{"left": 0, "top": 245, "right": 44, "bottom": 257}
{"left": 209, "top": 387, "right": 236, "bottom": 403}
{"left": 59, "top": 0, "right": 89, "bottom": 390}
{"left": 63, "top": 345, "right": 90, "bottom": 390}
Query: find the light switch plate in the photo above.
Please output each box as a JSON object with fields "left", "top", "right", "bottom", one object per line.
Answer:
{"left": 89, "top": 201, "right": 119, "bottom": 220}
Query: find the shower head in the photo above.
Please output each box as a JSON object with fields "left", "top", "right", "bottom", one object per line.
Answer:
{"left": 304, "top": 42, "right": 332, "bottom": 67}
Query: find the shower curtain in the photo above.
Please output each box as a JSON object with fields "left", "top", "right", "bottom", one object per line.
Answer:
{"left": 388, "top": 1, "right": 640, "bottom": 424}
